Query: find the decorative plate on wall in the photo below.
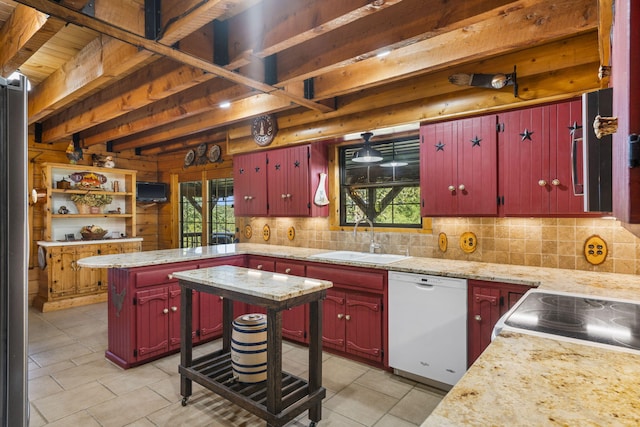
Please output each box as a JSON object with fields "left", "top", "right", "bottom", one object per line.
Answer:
{"left": 287, "top": 226, "right": 295, "bottom": 241}
{"left": 438, "top": 232, "right": 448, "bottom": 252}
{"left": 244, "top": 225, "right": 252, "bottom": 239}
{"left": 208, "top": 144, "right": 221, "bottom": 163}
{"left": 262, "top": 224, "right": 271, "bottom": 241}
{"left": 184, "top": 149, "right": 195, "bottom": 166}
{"left": 459, "top": 231, "right": 477, "bottom": 253}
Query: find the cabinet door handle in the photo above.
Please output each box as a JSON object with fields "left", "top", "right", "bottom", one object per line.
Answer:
{"left": 345, "top": 315, "right": 351, "bottom": 321}
{"left": 285, "top": 268, "right": 291, "bottom": 274}
{"left": 474, "top": 315, "right": 482, "bottom": 322}
{"left": 167, "top": 274, "right": 173, "bottom": 280}
{"left": 551, "top": 178, "right": 561, "bottom": 186}
{"left": 337, "top": 313, "right": 344, "bottom": 319}
{"left": 163, "top": 308, "right": 169, "bottom": 314}
{"left": 538, "top": 179, "right": 547, "bottom": 187}
{"left": 458, "top": 184, "right": 465, "bottom": 191}
{"left": 256, "top": 264, "right": 263, "bottom": 270}
{"left": 448, "top": 185, "right": 456, "bottom": 192}
{"left": 281, "top": 193, "right": 287, "bottom": 199}
{"left": 171, "top": 306, "right": 178, "bottom": 312}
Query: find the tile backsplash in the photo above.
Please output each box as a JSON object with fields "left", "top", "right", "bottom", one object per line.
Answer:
{"left": 237, "top": 217, "right": 640, "bottom": 275}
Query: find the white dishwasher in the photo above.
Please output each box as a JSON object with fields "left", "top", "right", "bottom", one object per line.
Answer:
{"left": 388, "top": 271, "right": 467, "bottom": 388}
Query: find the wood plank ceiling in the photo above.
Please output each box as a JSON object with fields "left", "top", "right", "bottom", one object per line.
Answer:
{"left": 1, "top": 0, "right": 610, "bottom": 156}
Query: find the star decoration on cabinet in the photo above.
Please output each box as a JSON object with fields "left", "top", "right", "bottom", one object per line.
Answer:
{"left": 254, "top": 167, "right": 260, "bottom": 172}
{"left": 275, "top": 164, "right": 281, "bottom": 170}
{"left": 435, "top": 141, "right": 445, "bottom": 151}
{"left": 470, "top": 136, "right": 482, "bottom": 147}
{"left": 294, "top": 160, "right": 300, "bottom": 168}
{"left": 568, "top": 121, "right": 582, "bottom": 135}
{"left": 239, "top": 168, "right": 245, "bottom": 174}
{"left": 519, "top": 128, "right": 534, "bottom": 141}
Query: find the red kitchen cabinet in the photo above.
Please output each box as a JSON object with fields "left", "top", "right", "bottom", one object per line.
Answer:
{"left": 233, "top": 144, "right": 328, "bottom": 217}
{"left": 420, "top": 115, "right": 498, "bottom": 216}
{"left": 467, "top": 280, "right": 528, "bottom": 366}
{"left": 245, "top": 256, "right": 308, "bottom": 344}
{"left": 500, "top": 100, "right": 585, "bottom": 215}
{"left": 233, "top": 151, "right": 268, "bottom": 216}
{"left": 306, "top": 263, "right": 386, "bottom": 366}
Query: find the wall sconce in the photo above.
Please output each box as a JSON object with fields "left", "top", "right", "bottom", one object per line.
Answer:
{"left": 448, "top": 65, "right": 518, "bottom": 98}
{"left": 352, "top": 132, "right": 383, "bottom": 163}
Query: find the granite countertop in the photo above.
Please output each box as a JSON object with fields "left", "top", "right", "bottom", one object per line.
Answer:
{"left": 172, "top": 265, "right": 332, "bottom": 302}
{"left": 77, "top": 243, "right": 640, "bottom": 425}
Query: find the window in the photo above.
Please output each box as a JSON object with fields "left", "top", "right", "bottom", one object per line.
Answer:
{"left": 179, "top": 178, "right": 236, "bottom": 248}
{"left": 340, "top": 136, "right": 421, "bottom": 228}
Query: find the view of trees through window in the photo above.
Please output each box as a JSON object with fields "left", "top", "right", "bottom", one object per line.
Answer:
{"left": 179, "top": 178, "right": 235, "bottom": 248}
{"left": 340, "top": 136, "right": 421, "bottom": 228}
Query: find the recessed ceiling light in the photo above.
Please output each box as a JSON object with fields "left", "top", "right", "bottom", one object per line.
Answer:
{"left": 377, "top": 50, "right": 391, "bottom": 58}
{"left": 219, "top": 101, "right": 231, "bottom": 108}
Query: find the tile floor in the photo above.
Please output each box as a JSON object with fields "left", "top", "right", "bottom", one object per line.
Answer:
{"left": 27, "top": 303, "right": 445, "bottom": 426}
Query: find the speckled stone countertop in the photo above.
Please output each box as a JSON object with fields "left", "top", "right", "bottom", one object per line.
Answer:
{"left": 78, "top": 243, "right": 640, "bottom": 425}
{"left": 172, "top": 265, "right": 332, "bottom": 302}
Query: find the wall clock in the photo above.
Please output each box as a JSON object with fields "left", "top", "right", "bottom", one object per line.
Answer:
{"left": 251, "top": 114, "right": 278, "bottom": 146}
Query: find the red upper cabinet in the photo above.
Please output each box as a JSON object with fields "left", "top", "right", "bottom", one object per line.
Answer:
{"left": 500, "top": 99, "right": 584, "bottom": 215}
{"left": 420, "top": 115, "right": 498, "bottom": 216}
{"left": 234, "top": 144, "right": 329, "bottom": 217}
{"left": 233, "top": 151, "right": 268, "bottom": 216}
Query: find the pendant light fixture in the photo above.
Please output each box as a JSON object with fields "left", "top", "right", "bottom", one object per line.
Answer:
{"left": 352, "top": 132, "right": 383, "bottom": 163}
{"left": 380, "top": 141, "right": 408, "bottom": 168}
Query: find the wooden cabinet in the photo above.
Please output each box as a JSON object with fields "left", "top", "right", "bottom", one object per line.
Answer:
{"left": 500, "top": 100, "right": 585, "bottom": 215}
{"left": 467, "top": 279, "right": 528, "bottom": 366}
{"left": 35, "top": 240, "right": 142, "bottom": 312}
{"left": 233, "top": 144, "right": 329, "bottom": 217}
{"left": 106, "top": 255, "right": 245, "bottom": 368}
{"left": 233, "top": 152, "right": 268, "bottom": 216}
{"left": 39, "top": 162, "right": 137, "bottom": 241}
{"left": 306, "top": 263, "right": 386, "bottom": 366}
{"left": 420, "top": 115, "right": 498, "bottom": 216}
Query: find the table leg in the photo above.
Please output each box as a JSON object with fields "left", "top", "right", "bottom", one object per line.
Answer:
{"left": 221, "top": 297, "right": 234, "bottom": 352}
{"left": 180, "top": 285, "right": 193, "bottom": 405}
{"left": 266, "top": 308, "right": 283, "bottom": 421}
{"left": 308, "top": 299, "right": 323, "bottom": 423}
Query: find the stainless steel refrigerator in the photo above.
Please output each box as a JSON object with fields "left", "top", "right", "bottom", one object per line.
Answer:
{"left": 0, "top": 74, "right": 29, "bottom": 426}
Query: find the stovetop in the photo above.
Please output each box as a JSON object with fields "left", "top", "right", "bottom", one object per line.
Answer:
{"left": 503, "top": 290, "right": 640, "bottom": 352}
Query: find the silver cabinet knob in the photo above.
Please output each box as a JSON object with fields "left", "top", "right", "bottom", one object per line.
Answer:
{"left": 285, "top": 268, "right": 291, "bottom": 274}
{"left": 448, "top": 185, "right": 456, "bottom": 192}
{"left": 281, "top": 194, "right": 287, "bottom": 199}
{"left": 167, "top": 274, "right": 173, "bottom": 280}
{"left": 458, "top": 184, "right": 465, "bottom": 191}
{"left": 171, "top": 306, "right": 178, "bottom": 312}
{"left": 345, "top": 315, "right": 351, "bottom": 321}
{"left": 337, "top": 313, "right": 344, "bottom": 319}
{"left": 474, "top": 314, "right": 482, "bottom": 322}
{"left": 163, "top": 308, "right": 169, "bottom": 314}
{"left": 538, "top": 179, "right": 547, "bottom": 187}
{"left": 256, "top": 264, "right": 263, "bottom": 270}
{"left": 551, "top": 178, "right": 561, "bottom": 186}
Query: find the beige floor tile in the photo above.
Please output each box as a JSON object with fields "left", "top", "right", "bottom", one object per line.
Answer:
{"left": 388, "top": 388, "right": 444, "bottom": 425}
{"left": 28, "top": 402, "right": 47, "bottom": 427}
{"left": 40, "top": 410, "right": 101, "bottom": 427}
{"left": 373, "top": 413, "right": 418, "bottom": 427}
{"left": 52, "top": 358, "right": 123, "bottom": 389}
{"left": 31, "top": 381, "right": 115, "bottom": 422}
{"left": 320, "top": 356, "right": 368, "bottom": 393}
{"left": 124, "top": 418, "right": 157, "bottom": 427}
{"left": 324, "top": 383, "right": 399, "bottom": 426}
{"left": 28, "top": 333, "right": 77, "bottom": 356}
{"left": 354, "top": 369, "right": 415, "bottom": 399}
{"left": 30, "top": 342, "right": 94, "bottom": 367}
{"left": 87, "top": 387, "right": 170, "bottom": 427}
{"left": 98, "top": 363, "right": 171, "bottom": 395}
{"left": 28, "top": 375, "right": 63, "bottom": 401}
{"left": 28, "top": 360, "right": 76, "bottom": 380}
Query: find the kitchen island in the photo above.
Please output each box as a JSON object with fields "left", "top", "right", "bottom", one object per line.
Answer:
{"left": 173, "top": 265, "right": 332, "bottom": 427}
{"left": 78, "top": 243, "right": 640, "bottom": 425}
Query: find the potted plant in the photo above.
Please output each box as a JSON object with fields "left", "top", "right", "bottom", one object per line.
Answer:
{"left": 70, "top": 193, "right": 113, "bottom": 214}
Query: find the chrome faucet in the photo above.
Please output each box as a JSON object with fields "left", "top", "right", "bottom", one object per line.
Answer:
{"left": 353, "top": 217, "right": 380, "bottom": 253}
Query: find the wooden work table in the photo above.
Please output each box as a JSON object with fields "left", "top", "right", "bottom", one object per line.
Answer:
{"left": 172, "top": 265, "right": 332, "bottom": 427}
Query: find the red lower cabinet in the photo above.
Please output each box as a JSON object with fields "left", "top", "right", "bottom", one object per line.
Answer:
{"left": 467, "top": 280, "right": 528, "bottom": 366}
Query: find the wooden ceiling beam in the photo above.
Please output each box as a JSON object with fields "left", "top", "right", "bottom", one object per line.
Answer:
{"left": 597, "top": 0, "right": 613, "bottom": 87}
{"left": 309, "top": 0, "right": 598, "bottom": 98}
{"left": 14, "top": 0, "right": 335, "bottom": 113}
{"left": 274, "top": 0, "right": 519, "bottom": 84}
{"left": 40, "top": 59, "right": 214, "bottom": 143}
{"left": 80, "top": 80, "right": 255, "bottom": 146}
{"left": 226, "top": 0, "right": 402, "bottom": 61}
{"left": 111, "top": 93, "right": 292, "bottom": 150}
{"left": 28, "top": 35, "right": 155, "bottom": 124}
{"left": 139, "top": 130, "right": 228, "bottom": 155}
{"left": 0, "top": 4, "right": 65, "bottom": 77}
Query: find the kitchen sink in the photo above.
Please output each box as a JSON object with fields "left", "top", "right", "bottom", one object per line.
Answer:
{"left": 309, "top": 251, "right": 411, "bottom": 265}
